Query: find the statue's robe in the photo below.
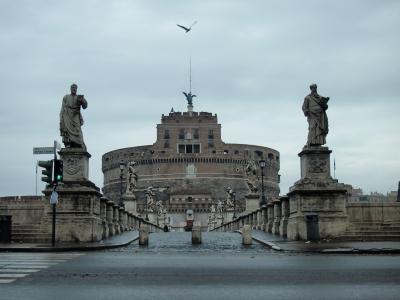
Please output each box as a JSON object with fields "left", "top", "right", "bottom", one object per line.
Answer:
{"left": 60, "top": 94, "right": 87, "bottom": 149}
{"left": 302, "top": 93, "right": 329, "bottom": 146}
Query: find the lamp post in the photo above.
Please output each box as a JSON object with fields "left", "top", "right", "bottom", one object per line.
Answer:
{"left": 232, "top": 191, "right": 237, "bottom": 220}
{"left": 144, "top": 188, "right": 150, "bottom": 221}
{"left": 259, "top": 159, "right": 267, "bottom": 207}
{"left": 119, "top": 160, "right": 125, "bottom": 207}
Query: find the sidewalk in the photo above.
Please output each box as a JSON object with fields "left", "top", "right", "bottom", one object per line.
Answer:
{"left": 252, "top": 230, "right": 400, "bottom": 254}
{"left": 0, "top": 230, "right": 138, "bottom": 252}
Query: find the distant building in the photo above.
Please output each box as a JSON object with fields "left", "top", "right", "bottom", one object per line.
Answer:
{"left": 387, "top": 191, "right": 398, "bottom": 202}
{"left": 102, "top": 105, "right": 280, "bottom": 228}
{"left": 346, "top": 187, "right": 398, "bottom": 202}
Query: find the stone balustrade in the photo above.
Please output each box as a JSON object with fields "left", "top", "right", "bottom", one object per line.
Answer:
{"left": 210, "top": 196, "right": 289, "bottom": 239}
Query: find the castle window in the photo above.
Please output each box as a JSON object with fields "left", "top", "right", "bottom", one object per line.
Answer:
{"left": 268, "top": 153, "right": 274, "bottom": 160}
{"left": 234, "top": 150, "right": 239, "bottom": 155}
{"left": 177, "top": 144, "right": 201, "bottom": 154}
{"left": 193, "top": 129, "right": 199, "bottom": 139}
{"left": 255, "top": 150, "right": 263, "bottom": 158}
{"left": 208, "top": 129, "right": 214, "bottom": 139}
{"left": 208, "top": 141, "right": 214, "bottom": 148}
{"left": 164, "top": 141, "right": 169, "bottom": 148}
{"left": 193, "top": 144, "right": 200, "bottom": 153}
{"left": 164, "top": 130, "right": 170, "bottom": 139}
{"left": 179, "top": 129, "right": 185, "bottom": 139}
{"left": 178, "top": 144, "right": 185, "bottom": 154}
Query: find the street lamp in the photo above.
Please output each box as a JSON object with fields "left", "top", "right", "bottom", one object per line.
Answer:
{"left": 259, "top": 159, "right": 267, "bottom": 207}
{"left": 119, "top": 160, "right": 125, "bottom": 207}
{"left": 232, "top": 191, "right": 237, "bottom": 220}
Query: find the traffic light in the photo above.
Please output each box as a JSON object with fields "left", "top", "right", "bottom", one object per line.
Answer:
{"left": 38, "top": 160, "right": 54, "bottom": 185}
{"left": 54, "top": 159, "right": 63, "bottom": 184}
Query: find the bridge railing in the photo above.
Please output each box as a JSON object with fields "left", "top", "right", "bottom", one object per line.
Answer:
{"left": 100, "top": 197, "right": 164, "bottom": 239}
{"left": 210, "top": 196, "right": 290, "bottom": 239}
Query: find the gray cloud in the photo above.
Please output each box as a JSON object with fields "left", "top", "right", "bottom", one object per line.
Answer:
{"left": 0, "top": 0, "right": 399, "bottom": 196}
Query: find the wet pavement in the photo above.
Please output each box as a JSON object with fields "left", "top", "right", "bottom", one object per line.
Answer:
{"left": 252, "top": 230, "right": 400, "bottom": 253}
{"left": 107, "top": 232, "right": 271, "bottom": 254}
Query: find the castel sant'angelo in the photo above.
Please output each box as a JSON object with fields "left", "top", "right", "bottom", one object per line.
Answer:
{"left": 101, "top": 98, "right": 280, "bottom": 228}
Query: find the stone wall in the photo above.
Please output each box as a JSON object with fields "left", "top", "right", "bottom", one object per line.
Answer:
{"left": 347, "top": 202, "right": 400, "bottom": 223}
{"left": 0, "top": 196, "right": 44, "bottom": 224}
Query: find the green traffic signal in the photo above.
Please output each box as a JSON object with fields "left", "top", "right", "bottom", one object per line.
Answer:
{"left": 54, "top": 159, "right": 63, "bottom": 183}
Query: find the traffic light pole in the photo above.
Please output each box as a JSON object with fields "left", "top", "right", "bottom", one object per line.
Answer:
{"left": 52, "top": 141, "right": 57, "bottom": 247}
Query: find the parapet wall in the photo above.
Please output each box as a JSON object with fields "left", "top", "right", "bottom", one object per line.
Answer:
{"left": 347, "top": 202, "right": 400, "bottom": 223}
{"left": 0, "top": 196, "right": 45, "bottom": 224}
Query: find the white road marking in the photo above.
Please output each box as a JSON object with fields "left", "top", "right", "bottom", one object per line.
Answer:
{"left": 0, "top": 253, "right": 84, "bottom": 284}
{"left": 0, "top": 279, "right": 16, "bottom": 284}
{"left": 0, "top": 274, "right": 28, "bottom": 278}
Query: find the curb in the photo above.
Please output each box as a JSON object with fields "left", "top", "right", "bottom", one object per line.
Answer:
{"left": 0, "top": 236, "right": 139, "bottom": 253}
{"left": 252, "top": 236, "right": 283, "bottom": 251}
{"left": 235, "top": 230, "right": 283, "bottom": 251}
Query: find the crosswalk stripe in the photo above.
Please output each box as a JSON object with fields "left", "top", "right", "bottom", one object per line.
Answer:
{"left": 0, "top": 279, "right": 16, "bottom": 284}
{"left": 5, "top": 265, "right": 50, "bottom": 269}
{"left": 0, "top": 269, "right": 41, "bottom": 273}
{"left": 0, "top": 274, "right": 28, "bottom": 278}
{"left": 0, "top": 253, "right": 84, "bottom": 284}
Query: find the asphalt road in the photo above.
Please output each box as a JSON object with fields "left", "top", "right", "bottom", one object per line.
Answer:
{"left": 1, "top": 232, "right": 400, "bottom": 300}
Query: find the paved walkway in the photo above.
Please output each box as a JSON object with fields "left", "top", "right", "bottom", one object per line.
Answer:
{"left": 251, "top": 230, "right": 400, "bottom": 253}
{"left": 0, "top": 231, "right": 138, "bottom": 252}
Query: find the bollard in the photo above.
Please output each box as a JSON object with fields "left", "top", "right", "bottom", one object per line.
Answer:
{"left": 139, "top": 224, "right": 149, "bottom": 246}
{"left": 242, "top": 224, "right": 252, "bottom": 245}
{"left": 192, "top": 226, "right": 202, "bottom": 244}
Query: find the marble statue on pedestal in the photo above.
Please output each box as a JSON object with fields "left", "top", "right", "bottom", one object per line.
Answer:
{"left": 302, "top": 83, "right": 330, "bottom": 147}
{"left": 60, "top": 83, "right": 88, "bottom": 150}
{"left": 125, "top": 161, "right": 138, "bottom": 196}
{"left": 245, "top": 160, "right": 259, "bottom": 194}
{"left": 145, "top": 187, "right": 155, "bottom": 212}
{"left": 225, "top": 187, "right": 235, "bottom": 209}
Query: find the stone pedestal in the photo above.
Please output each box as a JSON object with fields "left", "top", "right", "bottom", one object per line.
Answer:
{"left": 225, "top": 208, "right": 234, "bottom": 223}
{"left": 287, "top": 146, "right": 348, "bottom": 240}
{"left": 242, "top": 224, "right": 252, "bottom": 245}
{"left": 245, "top": 194, "right": 260, "bottom": 213}
{"left": 42, "top": 180, "right": 103, "bottom": 242}
{"left": 59, "top": 148, "right": 90, "bottom": 181}
{"left": 123, "top": 194, "right": 137, "bottom": 215}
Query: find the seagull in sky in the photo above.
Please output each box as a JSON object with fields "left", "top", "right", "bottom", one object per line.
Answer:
{"left": 176, "top": 21, "right": 197, "bottom": 33}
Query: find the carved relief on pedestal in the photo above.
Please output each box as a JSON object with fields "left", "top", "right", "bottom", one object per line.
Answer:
{"left": 308, "top": 157, "right": 327, "bottom": 173}
{"left": 65, "top": 157, "right": 83, "bottom": 175}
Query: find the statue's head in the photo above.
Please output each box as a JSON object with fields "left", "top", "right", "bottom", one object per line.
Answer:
{"left": 70, "top": 83, "right": 78, "bottom": 95}
{"left": 310, "top": 83, "right": 317, "bottom": 92}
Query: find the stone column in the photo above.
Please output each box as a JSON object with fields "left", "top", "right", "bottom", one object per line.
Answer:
{"left": 267, "top": 202, "right": 274, "bottom": 233}
{"left": 100, "top": 197, "right": 109, "bottom": 239}
{"left": 113, "top": 205, "right": 120, "bottom": 234}
{"left": 272, "top": 199, "right": 281, "bottom": 235}
{"left": 261, "top": 206, "right": 268, "bottom": 231}
{"left": 139, "top": 224, "right": 149, "bottom": 246}
{"left": 106, "top": 201, "right": 115, "bottom": 236}
{"left": 119, "top": 207, "right": 125, "bottom": 232}
{"left": 279, "top": 196, "right": 290, "bottom": 237}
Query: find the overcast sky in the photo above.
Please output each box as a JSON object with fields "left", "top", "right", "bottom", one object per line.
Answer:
{"left": 1, "top": 0, "right": 399, "bottom": 197}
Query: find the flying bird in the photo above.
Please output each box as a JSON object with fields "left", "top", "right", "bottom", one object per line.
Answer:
{"left": 176, "top": 21, "right": 197, "bottom": 33}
